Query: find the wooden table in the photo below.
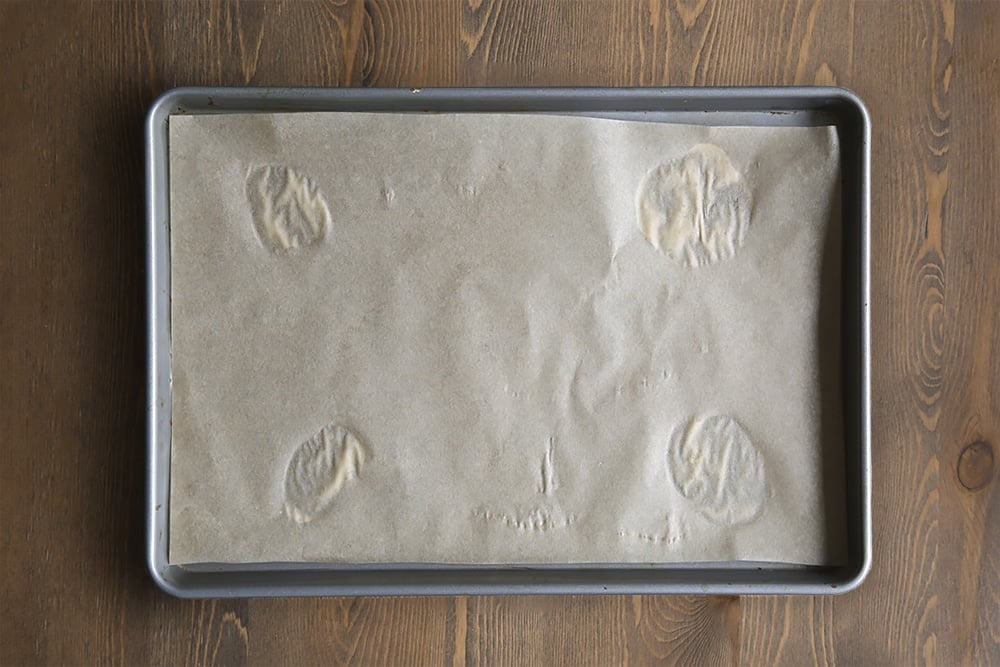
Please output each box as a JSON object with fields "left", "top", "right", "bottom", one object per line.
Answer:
{"left": 1, "top": 1, "right": 997, "bottom": 664}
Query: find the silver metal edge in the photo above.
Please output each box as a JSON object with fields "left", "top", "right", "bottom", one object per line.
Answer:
{"left": 147, "top": 88, "right": 186, "bottom": 597}
{"left": 829, "top": 86, "right": 873, "bottom": 594}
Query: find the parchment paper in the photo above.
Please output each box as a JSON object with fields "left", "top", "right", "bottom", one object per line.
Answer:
{"left": 168, "top": 111, "right": 846, "bottom": 566}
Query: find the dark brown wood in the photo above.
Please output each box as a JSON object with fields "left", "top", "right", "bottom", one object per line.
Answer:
{"left": 1, "top": 0, "right": 997, "bottom": 664}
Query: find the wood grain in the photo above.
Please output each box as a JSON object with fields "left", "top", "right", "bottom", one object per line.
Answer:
{"left": 1, "top": 0, "right": 997, "bottom": 664}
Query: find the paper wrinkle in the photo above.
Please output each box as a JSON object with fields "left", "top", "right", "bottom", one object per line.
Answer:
{"left": 168, "top": 111, "right": 845, "bottom": 566}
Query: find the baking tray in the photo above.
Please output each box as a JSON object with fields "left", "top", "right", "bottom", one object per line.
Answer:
{"left": 146, "top": 86, "right": 871, "bottom": 597}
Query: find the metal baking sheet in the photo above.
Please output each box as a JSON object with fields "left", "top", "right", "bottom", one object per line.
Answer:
{"left": 146, "top": 86, "right": 871, "bottom": 597}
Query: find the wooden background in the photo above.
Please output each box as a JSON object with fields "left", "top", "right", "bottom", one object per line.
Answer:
{"left": 1, "top": 0, "right": 997, "bottom": 664}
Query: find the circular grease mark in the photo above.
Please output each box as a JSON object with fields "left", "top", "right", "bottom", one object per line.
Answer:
{"left": 668, "top": 414, "right": 767, "bottom": 525}
{"left": 957, "top": 440, "right": 995, "bottom": 491}
{"left": 246, "top": 165, "right": 332, "bottom": 253}
{"left": 284, "top": 423, "right": 368, "bottom": 524}
{"left": 636, "top": 144, "right": 752, "bottom": 267}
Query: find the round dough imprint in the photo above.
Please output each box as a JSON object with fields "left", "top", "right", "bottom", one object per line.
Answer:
{"left": 283, "top": 423, "right": 367, "bottom": 524}
{"left": 637, "top": 144, "right": 752, "bottom": 267}
{"left": 246, "top": 165, "right": 332, "bottom": 253}
{"left": 668, "top": 414, "right": 767, "bottom": 525}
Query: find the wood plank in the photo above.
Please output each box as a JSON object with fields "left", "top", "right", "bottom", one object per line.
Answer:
{"left": 944, "top": 4, "right": 1000, "bottom": 664}
{"left": 249, "top": 597, "right": 451, "bottom": 665}
{"left": 830, "top": 0, "right": 990, "bottom": 664}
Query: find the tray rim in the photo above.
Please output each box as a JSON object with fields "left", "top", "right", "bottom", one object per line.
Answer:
{"left": 146, "top": 85, "right": 871, "bottom": 598}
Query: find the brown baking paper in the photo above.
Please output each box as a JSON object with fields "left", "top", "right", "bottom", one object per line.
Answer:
{"left": 167, "top": 111, "right": 846, "bottom": 566}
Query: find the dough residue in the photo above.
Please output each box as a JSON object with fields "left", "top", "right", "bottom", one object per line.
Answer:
{"left": 283, "top": 423, "right": 367, "bottom": 524}
{"left": 668, "top": 414, "right": 767, "bottom": 525}
{"left": 637, "top": 144, "right": 752, "bottom": 267}
{"left": 246, "top": 165, "right": 332, "bottom": 252}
